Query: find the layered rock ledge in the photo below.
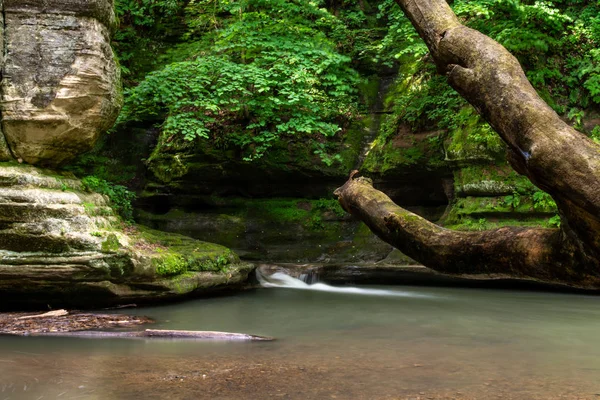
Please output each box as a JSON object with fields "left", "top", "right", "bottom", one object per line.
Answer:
{"left": 0, "top": 164, "right": 253, "bottom": 309}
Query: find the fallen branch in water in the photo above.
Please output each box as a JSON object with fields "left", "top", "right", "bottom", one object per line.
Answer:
{"left": 25, "top": 329, "right": 274, "bottom": 341}
{"left": 1, "top": 311, "right": 273, "bottom": 340}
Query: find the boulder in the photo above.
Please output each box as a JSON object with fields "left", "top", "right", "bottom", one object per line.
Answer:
{"left": 0, "top": 0, "right": 121, "bottom": 166}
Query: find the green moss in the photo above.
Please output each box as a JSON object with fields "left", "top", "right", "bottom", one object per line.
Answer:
{"left": 338, "top": 121, "right": 368, "bottom": 170}
{"left": 446, "top": 216, "right": 558, "bottom": 231}
{"left": 148, "top": 152, "right": 189, "bottom": 183}
{"left": 313, "top": 198, "right": 346, "bottom": 217}
{"left": 101, "top": 233, "right": 121, "bottom": 252}
{"left": 134, "top": 226, "right": 239, "bottom": 277}
{"left": 250, "top": 199, "right": 310, "bottom": 222}
{"left": 445, "top": 107, "right": 505, "bottom": 162}
{"left": 357, "top": 75, "right": 381, "bottom": 110}
{"left": 153, "top": 252, "right": 188, "bottom": 276}
{"left": 168, "top": 272, "right": 200, "bottom": 294}
{"left": 455, "top": 165, "right": 535, "bottom": 195}
{"left": 361, "top": 124, "right": 444, "bottom": 175}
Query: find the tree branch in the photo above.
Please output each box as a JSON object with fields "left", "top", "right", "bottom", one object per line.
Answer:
{"left": 336, "top": 176, "right": 600, "bottom": 288}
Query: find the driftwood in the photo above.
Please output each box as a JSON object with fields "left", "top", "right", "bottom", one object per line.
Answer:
{"left": 26, "top": 329, "right": 274, "bottom": 341}
{"left": 0, "top": 310, "right": 152, "bottom": 335}
{"left": 1, "top": 311, "right": 273, "bottom": 340}
{"left": 16, "top": 309, "right": 69, "bottom": 320}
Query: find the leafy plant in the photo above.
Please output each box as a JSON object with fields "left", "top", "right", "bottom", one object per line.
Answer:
{"left": 532, "top": 190, "right": 557, "bottom": 211}
{"left": 503, "top": 191, "right": 522, "bottom": 209}
{"left": 117, "top": 0, "right": 359, "bottom": 163}
{"left": 81, "top": 176, "right": 136, "bottom": 222}
{"left": 548, "top": 214, "right": 561, "bottom": 228}
{"left": 154, "top": 253, "right": 188, "bottom": 276}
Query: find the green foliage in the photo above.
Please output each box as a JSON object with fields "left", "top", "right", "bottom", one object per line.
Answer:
{"left": 532, "top": 190, "right": 557, "bottom": 211}
{"left": 503, "top": 191, "right": 522, "bottom": 209}
{"left": 117, "top": 0, "right": 359, "bottom": 162}
{"left": 463, "top": 218, "right": 488, "bottom": 231}
{"left": 373, "top": 0, "right": 600, "bottom": 149}
{"left": 81, "top": 176, "right": 136, "bottom": 222}
{"left": 590, "top": 126, "right": 600, "bottom": 144}
{"left": 548, "top": 214, "right": 561, "bottom": 228}
{"left": 192, "top": 254, "right": 231, "bottom": 273}
{"left": 113, "top": 0, "right": 186, "bottom": 85}
{"left": 154, "top": 252, "right": 188, "bottom": 276}
{"left": 154, "top": 250, "right": 233, "bottom": 276}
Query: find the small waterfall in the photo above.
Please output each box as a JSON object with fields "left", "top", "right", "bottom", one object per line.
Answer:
{"left": 298, "top": 271, "right": 320, "bottom": 284}
{"left": 256, "top": 270, "right": 433, "bottom": 298}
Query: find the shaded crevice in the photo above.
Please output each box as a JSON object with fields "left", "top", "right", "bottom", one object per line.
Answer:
{"left": 354, "top": 75, "right": 396, "bottom": 170}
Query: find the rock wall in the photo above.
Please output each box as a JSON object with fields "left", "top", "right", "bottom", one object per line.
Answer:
{"left": 0, "top": 0, "right": 122, "bottom": 166}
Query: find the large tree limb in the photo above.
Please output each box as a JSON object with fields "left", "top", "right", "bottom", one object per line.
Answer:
{"left": 335, "top": 177, "right": 600, "bottom": 288}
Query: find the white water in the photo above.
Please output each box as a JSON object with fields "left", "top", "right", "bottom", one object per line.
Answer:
{"left": 256, "top": 270, "right": 434, "bottom": 298}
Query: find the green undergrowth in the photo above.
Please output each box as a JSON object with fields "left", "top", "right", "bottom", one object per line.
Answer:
{"left": 81, "top": 176, "right": 136, "bottom": 222}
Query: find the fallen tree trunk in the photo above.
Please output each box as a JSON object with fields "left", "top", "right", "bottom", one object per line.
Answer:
{"left": 336, "top": 0, "right": 600, "bottom": 288}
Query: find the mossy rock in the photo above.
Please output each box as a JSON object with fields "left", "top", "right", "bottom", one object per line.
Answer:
{"left": 454, "top": 164, "right": 536, "bottom": 196}
{"left": 130, "top": 225, "right": 240, "bottom": 277}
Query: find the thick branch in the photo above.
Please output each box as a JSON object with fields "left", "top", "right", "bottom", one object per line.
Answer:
{"left": 336, "top": 176, "right": 600, "bottom": 288}
{"left": 395, "top": 0, "right": 600, "bottom": 257}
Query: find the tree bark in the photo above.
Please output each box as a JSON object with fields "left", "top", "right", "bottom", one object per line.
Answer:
{"left": 336, "top": 0, "right": 600, "bottom": 288}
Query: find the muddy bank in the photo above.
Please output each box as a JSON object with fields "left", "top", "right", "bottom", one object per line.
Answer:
{"left": 1, "top": 351, "right": 596, "bottom": 399}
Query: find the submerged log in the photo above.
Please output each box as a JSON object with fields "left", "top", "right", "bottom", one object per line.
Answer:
{"left": 26, "top": 329, "right": 274, "bottom": 341}
{"left": 0, "top": 311, "right": 273, "bottom": 340}
{"left": 0, "top": 311, "right": 152, "bottom": 335}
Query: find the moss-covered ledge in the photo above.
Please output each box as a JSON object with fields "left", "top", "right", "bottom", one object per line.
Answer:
{"left": 0, "top": 164, "right": 253, "bottom": 310}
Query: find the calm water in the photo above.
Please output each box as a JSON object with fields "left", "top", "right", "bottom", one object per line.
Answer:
{"left": 2, "top": 276, "right": 600, "bottom": 399}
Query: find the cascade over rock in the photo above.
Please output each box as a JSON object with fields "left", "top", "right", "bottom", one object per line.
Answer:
{"left": 0, "top": 0, "right": 121, "bottom": 166}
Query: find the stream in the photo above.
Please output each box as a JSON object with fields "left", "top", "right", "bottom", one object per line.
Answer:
{"left": 2, "top": 270, "right": 600, "bottom": 399}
